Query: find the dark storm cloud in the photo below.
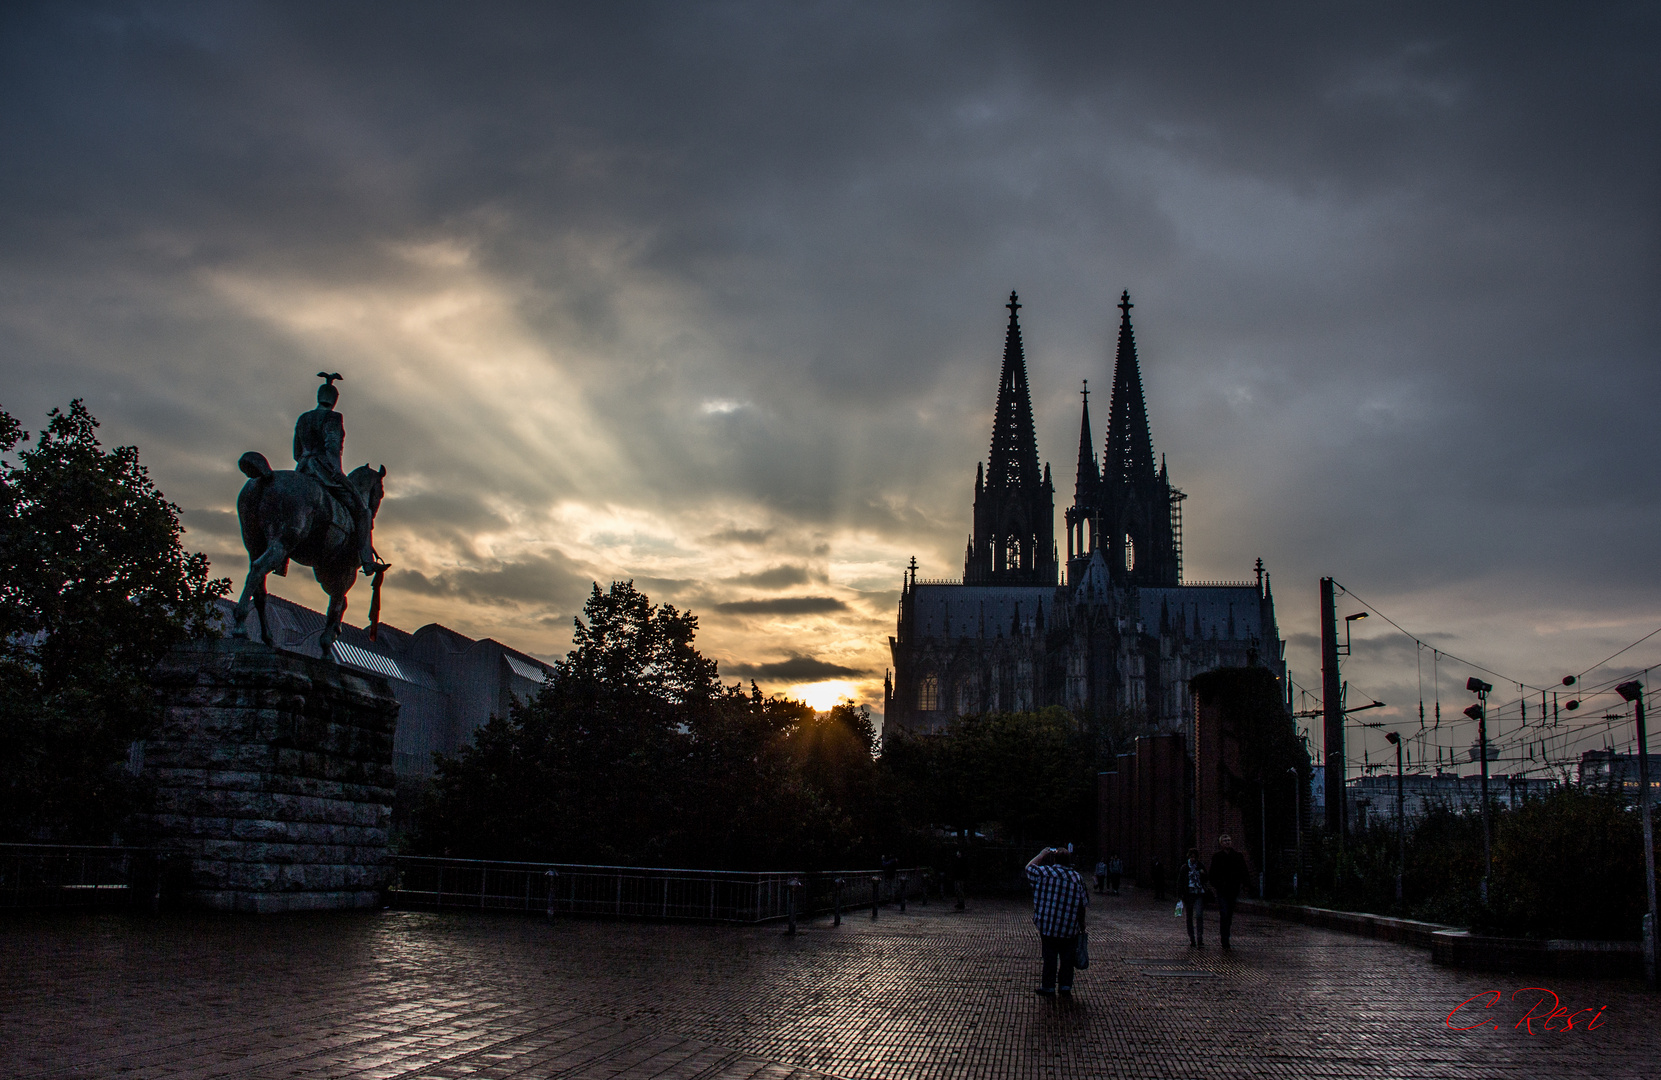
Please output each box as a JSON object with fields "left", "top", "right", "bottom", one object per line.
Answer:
{"left": 725, "top": 564, "right": 821, "bottom": 589}
{"left": 395, "top": 551, "right": 589, "bottom": 607}
{"left": 725, "top": 655, "right": 866, "bottom": 681}
{"left": 0, "top": 1, "right": 1655, "bottom": 693}
{"left": 715, "top": 597, "right": 848, "bottom": 616}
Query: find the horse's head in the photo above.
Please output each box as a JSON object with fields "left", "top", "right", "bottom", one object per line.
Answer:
{"left": 349, "top": 463, "right": 387, "bottom": 518}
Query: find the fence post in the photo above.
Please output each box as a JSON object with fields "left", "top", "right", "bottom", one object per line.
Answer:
{"left": 833, "top": 877, "right": 843, "bottom": 926}
{"left": 870, "top": 875, "right": 880, "bottom": 920}
{"left": 545, "top": 869, "right": 558, "bottom": 921}
{"left": 785, "top": 878, "right": 800, "bottom": 935}
{"left": 899, "top": 874, "right": 907, "bottom": 913}
{"left": 918, "top": 869, "right": 929, "bottom": 905}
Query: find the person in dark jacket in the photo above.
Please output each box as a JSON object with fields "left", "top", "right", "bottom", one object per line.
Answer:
{"left": 1209, "top": 835, "right": 1250, "bottom": 949}
{"left": 1180, "top": 848, "right": 1208, "bottom": 947}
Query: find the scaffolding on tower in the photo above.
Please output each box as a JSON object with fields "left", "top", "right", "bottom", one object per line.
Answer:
{"left": 1169, "top": 487, "right": 1187, "bottom": 584}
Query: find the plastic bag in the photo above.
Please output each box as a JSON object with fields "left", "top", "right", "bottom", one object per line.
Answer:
{"left": 1174, "top": 900, "right": 1184, "bottom": 917}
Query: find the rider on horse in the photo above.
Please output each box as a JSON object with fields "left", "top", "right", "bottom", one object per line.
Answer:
{"left": 295, "top": 373, "right": 389, "bottom": 578}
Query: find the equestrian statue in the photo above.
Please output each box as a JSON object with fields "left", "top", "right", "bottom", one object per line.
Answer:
{"left": 232, "top": 372, "right": 392, "bottom": 659}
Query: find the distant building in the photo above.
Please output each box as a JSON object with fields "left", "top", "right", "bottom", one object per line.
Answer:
{"left": 213, "top": 596, "right": 552, "bottom": 777}
{"left": 1346, "top": 772, "right": 1555, "bottom": 826}
{"left": 885, "top": 291, "right": 1285, "bottom": 734}
{"left": 1577, "top": 749, "right": 1661, "bottom": 800}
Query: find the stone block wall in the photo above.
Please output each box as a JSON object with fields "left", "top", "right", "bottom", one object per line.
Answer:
{"left": 138, "top": 637, "right": 400, "bottom": 913}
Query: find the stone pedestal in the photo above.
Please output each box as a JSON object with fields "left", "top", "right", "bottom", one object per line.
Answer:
{"left": 139, "top": 637, "right": 400, "bottom": 913}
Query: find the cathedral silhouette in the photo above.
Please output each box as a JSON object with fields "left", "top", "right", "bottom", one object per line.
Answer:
{"left": 885, "top": 291, "right": 1286, "bottom": 734}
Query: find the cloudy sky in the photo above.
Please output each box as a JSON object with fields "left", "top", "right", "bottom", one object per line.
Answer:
{"left": 3, "top": 2, "right": 1657, "bottom": 766}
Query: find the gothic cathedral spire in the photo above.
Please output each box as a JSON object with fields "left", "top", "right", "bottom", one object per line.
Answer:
{"left": 987, "top": 292, "right": 1041, "bottom": 490}
{"left": 1066, "top": 290, "right": 1178, "bottom": 587}
{"left": 1103, "top": 290, "right": 1156, "bottom": 485}
{"left": 966, "top": 292, "right": 1056, "bottom": 585}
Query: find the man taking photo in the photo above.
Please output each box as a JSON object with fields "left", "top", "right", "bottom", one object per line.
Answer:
{"left": 1025, "top": 844, "right": 1089, "bottom": 996}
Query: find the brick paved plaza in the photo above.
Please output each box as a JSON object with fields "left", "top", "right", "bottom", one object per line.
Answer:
{"left": 4, "top": 886, "right": 1654, "bottom": 1080}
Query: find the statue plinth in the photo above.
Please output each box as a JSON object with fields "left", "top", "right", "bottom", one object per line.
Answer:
{"left": 137, "top": 637, "right": 400, "bottom": 913}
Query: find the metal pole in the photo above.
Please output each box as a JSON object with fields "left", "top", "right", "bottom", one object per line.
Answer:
{"left": 833, "top": 877, "right": 843, "bottom": 926}
{"left": 1320, "top": 577, "right": 1346, "bottom": 842}
{"left": 785, "top": 878, "right": 799, "bottom": 935}
{"left": 870, "top": 875, "right": 880, "bottom": 920}
{"left": 1259, "top": 785, "right": 1267, "bottom": 898}
{"left": 899, "top": 874, "right": 907, "bottom": 913}
{"left": 1289, "top": 767, "right": 1301, "bottom": 900}
{"left": 1395, "top": 739, "right": 1405, "bottom": 903}
{"left": 1478, "top": 698, "right": 1491, "bottom": 905}
{"left": 1623, "top": 684, "right": 1658, "bottom": 988}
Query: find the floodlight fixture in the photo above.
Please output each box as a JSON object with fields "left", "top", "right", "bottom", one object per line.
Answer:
{"left": 1466, "top": 677, "right": 1493, "bottom": 695}
{"left": 1463, "top": 704, "right": 1484, "bottom": 720}
{"left": 1385, "top": 731, "right": 1401, "bottom": 745}
{"left": 1346, "top": 612, "right": 1369, "bottom": 622}
{"left": 1617, "top": 681, "right": 1643, "bottom": 704}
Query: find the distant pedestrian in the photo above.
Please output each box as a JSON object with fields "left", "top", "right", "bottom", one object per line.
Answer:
{"left": 1093, "top": 859, "right": 1108, "bottom": 894}
{"left": 1151, "top": 857, "right": 1166, "bottom": 900}
{"left": 1180, "top": 848, "right": 1208, "bottom": 947}
{"left": 1108, "top": 855, "right": 1123, "bottom": 895}
{"left": 1209, "top": 835, "right": 1249, "bottom": 949}
{"left": 1025, "top": 844, "right": 1089, "bottom": 996}
{"left": 952, "top": 848, "right": 967, "bottom": 910}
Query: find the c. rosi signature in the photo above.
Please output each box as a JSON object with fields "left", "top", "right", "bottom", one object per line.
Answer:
{"left": 1446, "top": 987, "right": 1608, "bottom": 1033}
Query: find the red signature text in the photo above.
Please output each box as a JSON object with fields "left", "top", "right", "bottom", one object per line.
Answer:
{"left": 1446, "top": 988, "right": 1608, "bottom": 1033}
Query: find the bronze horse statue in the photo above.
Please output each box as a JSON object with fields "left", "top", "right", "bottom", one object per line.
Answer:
{"left": 232, "top": 450, "right": 387, "bottom": 659}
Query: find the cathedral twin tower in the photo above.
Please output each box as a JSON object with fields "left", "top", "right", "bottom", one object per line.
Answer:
{"left": 966, "top": 290, "right": 1181, "bottom": 591}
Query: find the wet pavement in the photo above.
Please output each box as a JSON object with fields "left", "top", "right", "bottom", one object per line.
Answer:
{"left": 3, "top": 885, "right": 1654, "bottom": 1079}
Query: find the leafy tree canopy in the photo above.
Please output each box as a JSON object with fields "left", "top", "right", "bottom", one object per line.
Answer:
{"left": 416, "top": 581, "right": 911, "bottom": 868}
{"left": 0, "top": 400, "right": 228, "bottom": 841}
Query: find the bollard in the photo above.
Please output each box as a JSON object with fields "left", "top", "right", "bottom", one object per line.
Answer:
{"left": 918, "top": 870, "right": 929, "bottom": 905}
{"left": 785, "top": 877, "right": 801, "bottom": 935}
{"left": 870, "top": 875, "right": 881, "bottom": 920}
{"left": 899, "top": 874, "right": 907, "bottom": 913}
{"left": 833, "top": 877, "right": 844, "bottom": 926}
{"left": 544, "top": 869, "right": 558, "bottom": 920}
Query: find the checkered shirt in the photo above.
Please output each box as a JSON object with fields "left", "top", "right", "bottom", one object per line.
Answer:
{"left": 1025, "top": 863, "right": 1088, "bottom": 937}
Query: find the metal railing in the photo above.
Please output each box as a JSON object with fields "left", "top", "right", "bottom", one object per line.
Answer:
{"left": 0, "top": 843, "right": 157, "bottom": 910}
{"left": 388, "top": 856, "right": 931, "bottom": 923}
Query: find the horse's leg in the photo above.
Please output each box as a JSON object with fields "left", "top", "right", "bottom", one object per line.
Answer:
{"left": 234, "top": 540, "right": 288, "bottom": 645}
{"left": 318, "top": 590, "right": 348, "bottom": 661}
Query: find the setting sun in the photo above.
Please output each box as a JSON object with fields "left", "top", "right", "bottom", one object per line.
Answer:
{"left": 791, "top": 680, "right": 860, "bottom": 712}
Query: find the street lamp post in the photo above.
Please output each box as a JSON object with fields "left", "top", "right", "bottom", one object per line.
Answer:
{"left": 1464, "top": 677, "right": 1493, "bottom": 905}
{"left": 1287, "top": 766, "right": 1301, "bottom": 900}
{"left": 1615, "top": 680, "right": 1657, "bottom": 989}
{"left": 1385, "top": 731, "right": 1404, "bottom": 904}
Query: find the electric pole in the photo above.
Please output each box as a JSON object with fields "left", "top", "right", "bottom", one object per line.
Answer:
{"left": 1320, "top": 577, "right": 1345, "bottom": 840}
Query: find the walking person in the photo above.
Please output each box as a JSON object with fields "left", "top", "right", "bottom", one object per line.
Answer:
{"left": 1108, "top": 854, "right": 1123, "bottom": 896}
{"left": 1209, "top": 835, "right": 1249, "bottom": 949}
{"left": 1150, "top": 856, "right": 1166, "bottom": 901}
{"left": 1093, "top": 859, "right": 1108, "bottom": 894}
{"left": 951, "top": 847, "right": 967, "bottom": 910}
{"left": 1025, "top": 844, "right": 1089, "bottom": 996}
{"left": 1180, "top": 848, "right": 1208, "bottom": 947}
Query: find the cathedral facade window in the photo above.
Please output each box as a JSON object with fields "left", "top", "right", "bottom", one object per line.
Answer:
{"left": 917, "top": 673, "right": 939, "bottom": 711}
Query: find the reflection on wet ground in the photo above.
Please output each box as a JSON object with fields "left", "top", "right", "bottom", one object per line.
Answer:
{"left": 2, "top": 886, "right": 1654, "bottom": 1079}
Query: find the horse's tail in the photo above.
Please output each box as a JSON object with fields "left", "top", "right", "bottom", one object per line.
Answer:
{"left": 238, "top": 451, "right": 274, "bottom": 481}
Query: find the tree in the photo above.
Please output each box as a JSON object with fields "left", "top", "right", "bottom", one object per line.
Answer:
{"left": 883, "top": 706, "right": 1096, "bottom": 849}
{"left": 416, "top": 581, "right": 911, "bottom": 868}
{"left": 0, "top": 401, "right": 228, "bottom": 841}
